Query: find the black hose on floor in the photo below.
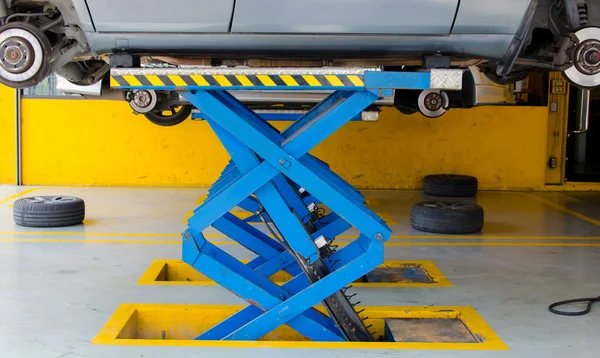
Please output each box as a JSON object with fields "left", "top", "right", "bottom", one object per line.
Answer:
{"left": 549, "top": 296, "right": 600, "bottom": 316}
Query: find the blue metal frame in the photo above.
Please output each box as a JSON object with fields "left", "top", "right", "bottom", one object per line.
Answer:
{"left": 117, "top": 69, "right": 434, "bottom": 342}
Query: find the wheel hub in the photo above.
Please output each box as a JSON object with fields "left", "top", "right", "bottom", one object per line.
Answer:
{"left": 133, "top": 90, "right": 153, "bottom": 109}
{"left": 0, "top": 37, "right": 34, "bottom": 74}
{"left": 0, "top": 25, "right": 46, "bottom": 84}
{"left": 424, "top": 92, "right": 444, "bottom": 112}
{"left": 575, "top": 39, "right": 600, "bottom": 76}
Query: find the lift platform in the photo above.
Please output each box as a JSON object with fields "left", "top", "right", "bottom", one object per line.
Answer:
{"left": 110, "top": 66, "right": 463, "bottom": 342}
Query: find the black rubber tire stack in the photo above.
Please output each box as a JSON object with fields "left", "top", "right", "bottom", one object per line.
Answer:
{"left": 423, "top": 174, "right": 478, "bottom": 197}
{"left": 13, "top": 196, "right": 85, "bottom": 228}
{"left": 411, "top": 201, "right": 484, "bottom": 234}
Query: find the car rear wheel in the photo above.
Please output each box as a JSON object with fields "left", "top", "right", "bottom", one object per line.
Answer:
{"left": 0, "top": 22, "right": 51, "bottom": 88}
{"left": 143, "top": 105, "right": 192, "bottom": 127}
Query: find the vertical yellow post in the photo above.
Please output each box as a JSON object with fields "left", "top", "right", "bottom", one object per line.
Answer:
{"left": 545, "top": 73, "right": 570, "bottom": 185}
{"left": 0, "top": 85, "right": 17, "bottom": 184}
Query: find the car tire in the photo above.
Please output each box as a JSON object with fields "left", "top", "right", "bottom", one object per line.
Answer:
{"left": 13, "top": 196, "right": 85, "bottom": 228}
{"left": 423, "top": 174, "right": 478, "bottom": 197}
{"left": 411, "top": 201, "right": 484, "bottom": 234}
{"left": 143, "top": 105, "right": 192, "bottom": 127}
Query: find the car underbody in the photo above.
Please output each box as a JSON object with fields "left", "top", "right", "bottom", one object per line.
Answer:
{"left": 1, "top": 0, "right": 599, "bottom": 123}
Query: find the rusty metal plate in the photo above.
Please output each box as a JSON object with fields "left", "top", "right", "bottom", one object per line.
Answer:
{"left": 363, "top": 266, "right": 432, "bottom": 284}
{"left": 385, "top": 318, "right": 477, "bottom": 343}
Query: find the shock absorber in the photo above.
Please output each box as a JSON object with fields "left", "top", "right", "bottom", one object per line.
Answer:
{"left": 0, "top": 1, "right": 7, "bottom": 25}
{"left": 577, "top": 0, "right": 588, "bottom": 26}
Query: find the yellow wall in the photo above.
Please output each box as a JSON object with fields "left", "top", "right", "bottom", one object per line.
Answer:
{"left": 0, "top": 86, "right": 16, "bottom": 184}
{"left": 20, "top": 98, "right": 549, "bottom": 190}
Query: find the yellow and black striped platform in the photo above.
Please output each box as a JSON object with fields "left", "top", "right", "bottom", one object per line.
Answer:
{"left": 110, "top": 68, "right": 366, "bottom": 89}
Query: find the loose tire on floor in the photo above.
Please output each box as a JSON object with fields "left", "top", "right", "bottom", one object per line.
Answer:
{"left": 13, "top": 196, "right": 85, "bottom": 228}
{"left": 423, "top": 174, "right": 478, "bottom": 197}
{"left": 411, "top": 201, "right": 484, "bottom": 234}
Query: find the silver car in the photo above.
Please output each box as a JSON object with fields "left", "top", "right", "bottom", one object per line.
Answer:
{"left": 1, "top": 0, "right": 599, "bottom": 122}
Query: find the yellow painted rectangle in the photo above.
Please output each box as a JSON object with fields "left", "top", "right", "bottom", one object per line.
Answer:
{"left": 137, "top": 260, "right": 452, "bottom": 288}
{"left": 93, "top": 304, "right": 506, "bottom": 350}
{"left": 196, "top": 194, "right": 208, "bottom": 205}
{"left": 364, "top": 196, "right": 381, "bottom": 207}
{"left": 377, "top": 212, "right": 397, "bottom": 225}
{"left": 181, "top": 211, "right": 194, "bottom": 224}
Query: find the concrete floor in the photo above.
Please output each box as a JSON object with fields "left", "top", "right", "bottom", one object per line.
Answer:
{"left": 1, "top": 186, "right": 599, "bottom": 358}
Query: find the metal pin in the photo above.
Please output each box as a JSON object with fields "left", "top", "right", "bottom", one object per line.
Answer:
{"left": 346, "top": 293, "right": 357, "bottom": 299}
{"left": 351, "top": 301, "right": 362, "bottom": 307}
{"left": 355, "top": 309, "right": 365, "bottom": 315}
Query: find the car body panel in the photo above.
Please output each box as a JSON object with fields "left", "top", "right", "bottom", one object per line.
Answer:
{"left": 84, "top": 0, "right": 235, "bottom": 33}
{"left": 452, "top": 0, "right": 534, "bottom": 34}
{"left": 231, "top": 0, "right": 459, "bottom": 34}
{"left": 71, "top": 0, "right": 95, "bottom": 32}
{"left": 85, "top": 33, "right": 514, "bottom": 60}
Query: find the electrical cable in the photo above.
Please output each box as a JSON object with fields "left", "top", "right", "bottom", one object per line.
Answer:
{"left": 549, "top": 296, "right": 600, "bottom": 316}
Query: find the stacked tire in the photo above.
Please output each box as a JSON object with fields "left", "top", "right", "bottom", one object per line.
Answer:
{"left": 411, "top": 175, "right": 483, "bottom": 234}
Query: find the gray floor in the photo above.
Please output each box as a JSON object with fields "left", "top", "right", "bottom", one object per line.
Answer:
{"left": 1, "top": 186, "right": 599, "bottom": 358}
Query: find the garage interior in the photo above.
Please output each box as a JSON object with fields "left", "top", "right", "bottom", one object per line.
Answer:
{"left": 1, "top": 68, "right": 600, "bottom": 358}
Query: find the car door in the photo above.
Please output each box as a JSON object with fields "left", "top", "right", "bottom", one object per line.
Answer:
{"left": 85, "top": 0, "right": 235, "bottom": 33}
{"left": 231, "top": 0, "right": 459, "bottom": 35}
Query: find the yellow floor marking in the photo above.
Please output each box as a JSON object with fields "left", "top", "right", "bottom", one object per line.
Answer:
{"left": 196, "top": 194, "right": 208, "bottom": 205}
{"left": 0, "top": 238, "right": 181, "bottom": 245}
{"left": 93, "top": 304, "right": 506, "bottom": 350}
{"left": 524, "top": 193, "right": 600, "bottom": 227}
{"left": 2, "top": 238, "right": 600, "bottom": 247}
{"left": 2, "top": 231, "right": 600, "bottom": 242}
{"left": 0, "top": 188, "right": 45, "bottom": 204}
{"left": 138, "top": 259, "right": 452, "bottom": 288}
{"left": 364, "top": 196, "right": 381, "bottom": 207}
{"left": 231, "top": 211, "right": 254, "bottom": 220}
{"left": 382, "top": 242, "right": 600, "bottom": 247}
{"left": 377, "top": 212, "right": 397, "bottom": 225}
{"left": 386, "top": 235, "right": 600, "bottom": 241}
{"left": 182, "top": 211, "right": 194, "bottom": 224}
{"left": 0, "top": 231, "right": 182, "bottom": 237}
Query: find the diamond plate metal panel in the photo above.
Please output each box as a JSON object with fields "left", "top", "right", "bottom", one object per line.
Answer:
{"left": 112, "top": 67, "right": 374, "bottom": 76}
{"left": 430, "top": 69, "right": 463, "bottom": 90}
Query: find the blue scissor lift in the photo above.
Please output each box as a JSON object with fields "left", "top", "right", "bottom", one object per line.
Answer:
{"left": 111, "top": 66, "right": 462, "bottom": 342}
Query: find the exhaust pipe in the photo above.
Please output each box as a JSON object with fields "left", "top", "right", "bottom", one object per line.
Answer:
{"left": 83, "top": 81, "right": 126, "bottom": 101}
{"left": 572, "top": 88, "right": 590, "bottom": 134}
